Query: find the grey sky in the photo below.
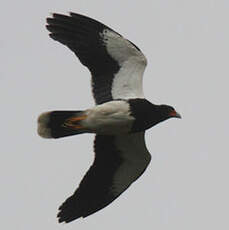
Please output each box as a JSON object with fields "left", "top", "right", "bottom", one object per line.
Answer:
{"left": 1, "top": 0, "right": 229, "bottom": 229}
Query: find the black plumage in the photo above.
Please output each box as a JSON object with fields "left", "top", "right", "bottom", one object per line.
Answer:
{"left": 46, "top": 13, "right": 120, "bottom": 104}
{"left": 128, "top": 99, "right": 178, "bottom": 132}
{"left": 58, "top": 135, "right": 123, "bottom": 222}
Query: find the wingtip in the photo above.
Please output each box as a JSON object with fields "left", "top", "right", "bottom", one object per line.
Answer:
{"left": 57, "top": 210, "right": 80, "bottom": 224}
{"left": 56, "top": 195, "right": 85, "bottom": 223}
{"left": 57, "top": 213, "right": 66, "bottom": 224}
{"left": 57, "top": 208, "right": 67, "bottom": 223}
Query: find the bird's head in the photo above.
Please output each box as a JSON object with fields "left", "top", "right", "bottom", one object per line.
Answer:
{"left": 129, "top": 99, "right": 181, "bottom": 132}
{"left": 139, "top": 104, "right": 181, "bottom": 131}
{"left": 142, "top": 104, "right": 182, "bottom": 130}
{"left": 159, "top": 104, "right": 181, "bottom": 119}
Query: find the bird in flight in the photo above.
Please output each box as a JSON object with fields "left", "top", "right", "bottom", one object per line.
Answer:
{"left": 38, "top": 12, "right": 181, "bottom": 223}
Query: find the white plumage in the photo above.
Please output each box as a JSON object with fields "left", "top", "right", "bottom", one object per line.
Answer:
{"left": 101, "top": 29, "right": 147, "bottom": 100}
{"left": 111, "top": 132, "right": 151, "bottom": 195}
{"left": 82, "top": 100, "right": 134, "bottom": 134}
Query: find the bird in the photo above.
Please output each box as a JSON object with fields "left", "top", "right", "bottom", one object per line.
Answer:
{"left": 37, "top": 12, "right": 181, "bottom": 223}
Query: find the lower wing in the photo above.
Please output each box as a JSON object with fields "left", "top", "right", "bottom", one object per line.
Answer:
{"left": 58, "top": 132, "right": 151, "bottom": 223}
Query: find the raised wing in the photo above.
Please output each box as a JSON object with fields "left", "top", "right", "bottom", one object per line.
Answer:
{"left": 57, "top": 132, "right": 151, "bottom": 223}
{"left": 46, "top": 12, "right": 147, "bottom": 104}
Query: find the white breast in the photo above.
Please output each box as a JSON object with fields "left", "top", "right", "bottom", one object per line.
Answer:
{"left": 82, "top": 100, "right": 135, "bottom": 134}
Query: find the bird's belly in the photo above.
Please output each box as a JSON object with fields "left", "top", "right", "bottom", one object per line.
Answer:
{"left": 82, "top": 110, "right": 134, "bottom": 135}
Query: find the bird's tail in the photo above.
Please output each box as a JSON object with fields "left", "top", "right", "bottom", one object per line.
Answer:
{"left": 37, "top": 111, "right": 88, "bottom": 138}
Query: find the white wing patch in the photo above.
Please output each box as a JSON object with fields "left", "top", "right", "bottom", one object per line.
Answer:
{"left": 101, "top": 29, "right": 147, "bottom": 100}
{"left": 111, "top": 132, "right": 151, "bottom": 195}
{"left": 112, "top": 57, "right": 146, "bottom": 99}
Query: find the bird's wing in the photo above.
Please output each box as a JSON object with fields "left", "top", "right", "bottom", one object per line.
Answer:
{"left": 46, "top": 13, "right": 147, "bottom": 104}
{"left": 57, "top": 132, "right": 151, "bottom": 223}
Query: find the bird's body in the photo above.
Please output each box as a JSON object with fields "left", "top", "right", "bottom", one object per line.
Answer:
{"left": 38, "top": 12, "right": 181, "bottom": 223}
{"left": 80, "top": 100, "right": 135, "bottom": 135}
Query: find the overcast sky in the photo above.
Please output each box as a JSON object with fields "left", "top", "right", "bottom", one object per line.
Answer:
{"left": 1, "top": 0, "right": 229, "bottom": 229}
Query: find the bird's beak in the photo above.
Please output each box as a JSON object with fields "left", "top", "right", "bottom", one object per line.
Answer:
{"left": 170, "top": 110, "right": 182, "bottom": 119}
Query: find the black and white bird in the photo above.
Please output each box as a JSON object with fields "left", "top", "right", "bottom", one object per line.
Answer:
{"left": 38, "top": 12, "right": 181, "bottom": 223}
